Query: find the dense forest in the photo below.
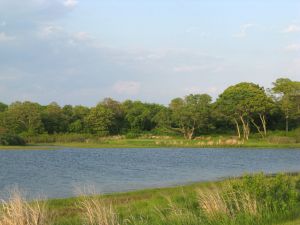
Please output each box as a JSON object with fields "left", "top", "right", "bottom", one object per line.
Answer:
{"left": 0, "top": 78, "right": 299, "bottom": 145}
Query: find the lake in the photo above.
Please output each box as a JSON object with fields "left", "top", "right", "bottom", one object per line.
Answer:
{"left": 0, "top": 148, "right": 300, "bottom": 199}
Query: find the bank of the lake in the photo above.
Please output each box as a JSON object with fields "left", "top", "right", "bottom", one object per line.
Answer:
{"left": 1, "top": 136, "right": 300, "bottom": 150}
{"left": 4, "top": 173, "right": 299, "bottom": 225}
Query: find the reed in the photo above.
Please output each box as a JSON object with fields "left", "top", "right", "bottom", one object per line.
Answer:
{"left": 77, "top": 195, "right": 119, "bottom": 225}
{"left": 0, "top": 189, "right": 48, "bottom": 225}
{"left": 197, "top": 184, "right": 258, "bottom": 219}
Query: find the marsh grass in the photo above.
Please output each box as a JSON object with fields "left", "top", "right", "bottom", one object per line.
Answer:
{"left": 1, "top": 174, "right": 300, "bottom": 225}
{"left": 77, "top": 196, "right": 119, "bottom": 225}
{"left": 0, "top": 189, "right": 48, "bottom": 225}
{"left": 197, "top": 184, "right": 258, "bottom": 220}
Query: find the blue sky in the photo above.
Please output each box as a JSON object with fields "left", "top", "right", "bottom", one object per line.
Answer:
{"left": 0, "top": 0, "right": 299, "bottom": 106}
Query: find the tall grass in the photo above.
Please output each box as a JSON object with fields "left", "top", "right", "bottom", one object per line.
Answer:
{"left": 1, "top": 174, "right": 299, "bottom": 225}
{"left": 197, "top": 185, "right": 258, "bottom": 220}
{"left": 78, "top": 196, "right": 119, "bottom": 225}
{"left": 0, "top": 189, "right": 48, "bottom": 225}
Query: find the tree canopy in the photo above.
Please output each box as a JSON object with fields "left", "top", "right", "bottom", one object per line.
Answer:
{"left": 0, "top": 78, "right": 299, "bottom": 140}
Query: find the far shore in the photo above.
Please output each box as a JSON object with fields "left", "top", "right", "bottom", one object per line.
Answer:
{"left": 1, "top": 137, "right": 300, "bottom": 150}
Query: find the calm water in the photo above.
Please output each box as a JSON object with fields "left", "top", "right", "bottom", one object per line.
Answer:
{"left": 1, "top": 148, "right": 300, "bottom": 199}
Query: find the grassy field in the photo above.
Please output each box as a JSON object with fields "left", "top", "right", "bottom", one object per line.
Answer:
{"left": 0, "top": 138, "right": 300, "bottom": 150}
{"left": 0, "top": 134, "right": 300, "bottom": 149}
{"left": 1, "top": 173, "right": 300, "bottom": 225}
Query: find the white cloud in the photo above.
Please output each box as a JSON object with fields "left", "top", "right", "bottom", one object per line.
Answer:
{"left": 112, "top": 81, "right": 141, "bottom": 95}
{"left": 174, "top": 65, "right": 204, "bottom": 73}
{"left": 73, "top": 32, "right": 92, "bottom": 41}
{"left": 207, "top": 86, "right": 218, "bottom": 94}
{"left": 0, "top": 32, "right": 15, "bottom": 42}
{"left": 283, "top": 24, "right": 300, "bottom": 33}
{"left": 39, "top": 25, "right": 63, "bottom": 37}
{"left": 63, "top": 0, "right": 78, "bottom": 8}
{"left": 285, "top": 44, "right": 300, "bottom": 52}
{"left": 183, "top": 86, "right": 202, "bottom": 94}
{"left": 233, "top": 23, "right": 255, "bottom": 38}
{"left": 183, "top": 86, "right": 218, "bottom": 95}
{"left": 0, "top": 21, "right": 6, "bottom": 27}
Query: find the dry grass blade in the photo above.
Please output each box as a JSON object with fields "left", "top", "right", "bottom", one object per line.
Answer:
{"left": 0, "top": 189, "right": 47, "bottom": 225}
{"left": 78, "top": 195, "right": 120, "bottom": 225}
{"left": 197, "top": 186, "right": 228, "bottom": 218}
{"left": 197, "top": 184, "right": 258, "bottom": 219}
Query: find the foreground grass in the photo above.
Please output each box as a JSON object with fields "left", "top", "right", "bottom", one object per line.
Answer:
{"left": 2, "top": 173, "right": 299, "bottom": 225}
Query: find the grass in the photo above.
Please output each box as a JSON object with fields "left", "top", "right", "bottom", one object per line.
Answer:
{"left": 1, "top": 134, "right": 300, "bottom": 150}
{"left": 0, "top": 189, "right": 48, "bottom": 225}
{"left": 2, "top": 173, "right": 300, "bottom": 225}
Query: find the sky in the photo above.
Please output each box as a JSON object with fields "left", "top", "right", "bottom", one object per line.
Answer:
{"left": 0, "top": 0, "right": 299, "bottom": 106}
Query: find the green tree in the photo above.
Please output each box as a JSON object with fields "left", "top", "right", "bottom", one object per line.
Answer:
{"left": 216, "top": 82, "right": 273, "bottom": 139}
{"left": 85, "top": 104, "right": 114, "bottom": 135}
{"left": 169, "top": 94, "right": 212, "bottom": 139}
{"left": 68, "top": 105, "right": 90, "bottom": 133}
{"left": 272, "top": 78, "right": 300, "bottom": 133}
{"left": 0, "top": 102, "right": 8, "bottom": 112}
{"left": 122, "top": 101, "right": 163, "bottom": 132}
{"left": 100, "top": 98, "right": 125, "bottom": 134}
{"left": 1, "top": 101, "right": 43, "bottom": 134}
{"left": 42, "top": 102, "right": 68, "bottom": 134}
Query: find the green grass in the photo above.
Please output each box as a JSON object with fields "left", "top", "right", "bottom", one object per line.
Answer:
{"left": 36, "top": 174, "right": 300, "bottom": 224}
{"left": 1, "top": 173, "right": 300, "bottom": 224}
{"left": 1, "top": 136, "right": 300, "bottom": 150}
{"left": 280, "top": 219, "right": 300, "bottom": 225}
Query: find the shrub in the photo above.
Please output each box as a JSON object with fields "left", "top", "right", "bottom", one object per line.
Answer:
{"left": 231, "top": 173, "right": 298, "bottom": 213}
{"left": 0, "top": 134, "right": 26, "bottom": 146}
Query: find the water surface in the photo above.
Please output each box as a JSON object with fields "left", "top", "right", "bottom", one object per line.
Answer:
{"left": 0, "top": 148, "right": 300, "bottom": 199}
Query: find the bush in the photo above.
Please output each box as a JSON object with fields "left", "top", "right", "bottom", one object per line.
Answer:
{"left": 0, "top": 134, "right": 26, "bottom": 146}
{"left": 231, "top": 173, "right": 298, "bottom": 214}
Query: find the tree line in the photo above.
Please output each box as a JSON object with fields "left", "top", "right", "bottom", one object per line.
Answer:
{"left": 0, "top": 78, "right": 299, "bottom": 140}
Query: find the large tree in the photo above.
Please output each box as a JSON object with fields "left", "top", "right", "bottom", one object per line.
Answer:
{"left": 169, "top": 94, "right": 212, "bottom": 139}
{"left": 216, "top": 82, "right": 273, "bottom": 139}
{"left": 1, "top": 101, "right": 43, "bottom": 134}
{"left": 272, "top": 78, "right": 300, "bottom": 133}
{"left": 68, "top": 105, "right": 90, "bottom": 133}
{"left": 0, "top": 102, "right": 8, "bottom": 112}
{"left": 42, "top": 102, "right": 68, "bottom": 134}
{"left": 122, "top": 100, "right": 163, "bottom": 132}
{"left": 85, "top": 104, "right": 114, "bottom": 135}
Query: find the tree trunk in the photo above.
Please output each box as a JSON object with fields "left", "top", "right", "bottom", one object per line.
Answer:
{"left": 250, "top": 117, "right": 264, "bottom": 138}
{"left": 234, "top": 118, "right": 241, "bottom": 139}
{"left": 240, "top": 116, "right": 250, "bottom": 140}
{"left": 259, "top": 114, "right": 267, "bottom": 136}
{"left": 286, "top": 116, "right": 289, "bottom": 134}
{"left": 185, "top": 127, "right": 194, "bottom": 140}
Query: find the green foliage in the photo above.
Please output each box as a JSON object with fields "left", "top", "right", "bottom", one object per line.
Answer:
{"left": 272, "top": 78, "right": 300, "bottom": 132}
{"left": 170, "top": 94, "right": 212, "bottom": 139}
{"left": 42, "top": 102, "right": 68, "bottom": 134}
{"left": 85, "top": 104, "right": 114, "bottom": 135}
{"left": 0, "top": 78, "right": 299, "bottom": 139}
{"left": 231, "top": 173, "right": 298, "bottom": 214}
{"left": 34, "top": 173, "right": 300, "bottom": 225}
{"left": 0, "top": 102, "right": 8, "bottom": 112}
{"left": 0, "top": 133, "right": 26, "bottom": 146}
{"left": 1, "top": 101, "right": 44, "bottom": 134}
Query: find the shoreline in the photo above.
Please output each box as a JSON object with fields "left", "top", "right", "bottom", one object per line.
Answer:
{"left": 1, "top": 141, "right": 300, "bottom": 150}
